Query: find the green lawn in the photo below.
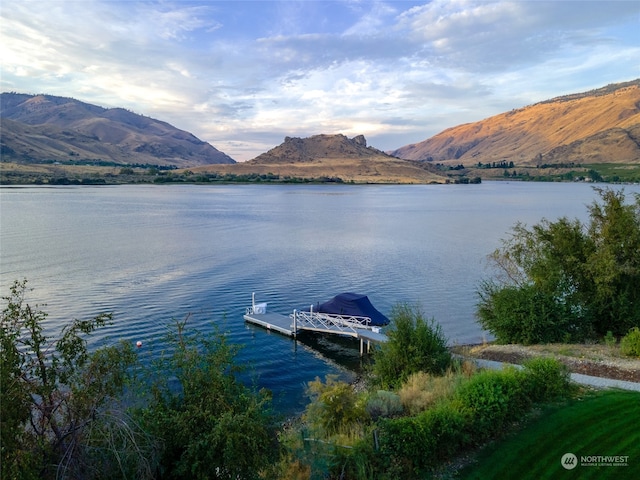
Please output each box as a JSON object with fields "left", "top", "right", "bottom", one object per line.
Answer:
{"left": 459, "top": 390, "right": 640, "bottom": 480}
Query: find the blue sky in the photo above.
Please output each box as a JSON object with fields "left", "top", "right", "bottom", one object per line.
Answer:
{"left": 2, "top": 1, "right": 639, "bottom": 161}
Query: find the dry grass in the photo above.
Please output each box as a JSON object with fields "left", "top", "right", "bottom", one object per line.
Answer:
{"left": 394, "top": 82, "right": 640, "bottom": 166}
{"left": 398, "top": 363, "right": 477, "bottom": 415}
{"left": 452, "top": 342, "right": 640, "bottom": 382}
{"left": 466, "top": 342, "right": 632, "bottom": 362}
{"left": 1, "top": 162, "right": 121, "bottom": 178}
{"left": 190, "top": 156, "right": 446, "bottom": 184}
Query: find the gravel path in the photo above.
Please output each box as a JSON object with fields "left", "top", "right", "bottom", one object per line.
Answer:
{"left": 465, "top": 357, "right": 640, "bottom": 392}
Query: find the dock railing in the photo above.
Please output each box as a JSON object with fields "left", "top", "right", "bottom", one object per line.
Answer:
{"left": 292, "top": 310, "right": 373, "bottom": 336}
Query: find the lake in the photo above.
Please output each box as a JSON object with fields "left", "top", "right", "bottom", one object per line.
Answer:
{"left": 2, "top": 182, "right": 637, "bottom": 413}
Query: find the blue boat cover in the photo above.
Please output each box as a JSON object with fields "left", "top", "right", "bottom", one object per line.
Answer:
{"left": 316, "top": 293, "right": 390, "bottom": 326}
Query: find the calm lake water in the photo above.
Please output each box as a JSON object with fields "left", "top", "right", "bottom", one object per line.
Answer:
{"left": 2, "top": 182, "right": 638, "bottom": 413}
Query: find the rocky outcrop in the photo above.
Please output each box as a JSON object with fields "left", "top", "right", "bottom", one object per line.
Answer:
{"left": 250, "top": 134, "right": 383, "bottom": 163}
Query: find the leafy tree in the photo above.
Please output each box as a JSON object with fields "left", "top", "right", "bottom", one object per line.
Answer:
{"left": 371, "top": 304, "right": 451, "bottom": 389}
{"left": 478, "top": 188, "right": 640, "bottom": 342}
{"left": 0, "top": 279, "right": 139, "bottom": 479}
{"left": 586, "top": 188, "right": 640, "bottom": 335}
{"left": 134, "top": 315, "right": 277, "bottom": 480}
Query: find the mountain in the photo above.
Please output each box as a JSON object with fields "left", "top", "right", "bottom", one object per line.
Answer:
{"left": 0, "top": 93, "right": 235, "bottom": 167}
{"left": 392, "top": 80, "right": 640, "bottom": 166}
{"left": 248, "top": 133, "right": 380, "bottom": 163}
{"left": 191, "top": 134, "right": 447, "bottom": 183}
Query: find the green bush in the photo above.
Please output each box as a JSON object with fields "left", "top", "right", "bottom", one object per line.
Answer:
{"left": 354, "top": 363, "right": 575, "bottom": 479}
{"left": 365, "top": 390, "right": 403, "bottom": 420}
{"left": 372, "top": 304, "right": 451, "bottom": 389}
{"left": 621, "top": 327, "right": 640, "bottom": 358}
{"left": 378, "top": 401, "right": 469, "bottom": 476}
{"left": 1, "top": 280, "right": 140, "bottom": 480}
{"left": 520, "top": 357, "right": 571, "bottom": 402}
{"left": 305, "top": 375, "right": 368, "bottom": 436}
{"left": 135, "top": 316, "right": 277, "bottom": 480}
{"left": 456, "top": 368, "right": 530, "bottom": 440}
{"left": 604, "top": 330, "right": 616, "bottom": 347}
{"left": 477, "top": 283, "right": 585, "bottom": 344}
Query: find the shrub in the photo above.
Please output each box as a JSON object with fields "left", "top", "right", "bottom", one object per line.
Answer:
{"left": 620, "top": 327, "right": 640, "bottom": 358}
{"left": 398, "top": 371, "right": 462, "bottom": 415}
{"left": 135, "top": 316, "right": 277, "bottom": 480}
{"left": 520, "top": 357, "right": 571, "bottom": 402}
{"left": 378, "top": 401, "right": 469, "bottom": 476}
{"left": 456, "top": 368, "right": 530, "bottom": 440}
{"left": 0, "top": 279, "right": 140, "bottom": 480}
{"left": 477, "top": 282, "right": 586, "bottom": 344}
{"left": 305, "top": 375, "right": 368, "bottom": 436}
{"left": 378, "top": 415, "right": 427, "bottom": 477}
{"left": 604, "top": 330, "right": 616, "bottom": 347}
{"left": 325, "top": 428, "right": 382, "bottom": 480}
{"left": 372, "top": 304, "right": 451, "bottom": 389}
{"left": 365, "top": 390, "right": 403, "bottom": 420}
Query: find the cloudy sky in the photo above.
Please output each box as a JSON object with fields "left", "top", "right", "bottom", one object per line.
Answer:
{"left": 2, "top": 1, "right": 638, "bottom": 161}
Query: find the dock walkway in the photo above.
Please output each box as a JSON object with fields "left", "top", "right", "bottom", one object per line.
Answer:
{"left": 244, "top": 302, "right": 388, "bottom": 355}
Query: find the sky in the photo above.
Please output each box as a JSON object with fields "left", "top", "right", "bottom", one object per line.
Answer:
{"left": 1, "top": 1, "right": 639, "bottom": 161}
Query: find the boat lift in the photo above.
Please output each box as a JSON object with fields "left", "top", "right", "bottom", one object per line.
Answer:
{"left": 244, "top": 293, "right": 388, "bottom": 355}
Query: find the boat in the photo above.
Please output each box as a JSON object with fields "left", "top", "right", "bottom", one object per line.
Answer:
{"left": 244, "top": 292, "right": 389, "bottom": 354}
{"left": 314, "top": 292, "right": 390, "bottom": 327}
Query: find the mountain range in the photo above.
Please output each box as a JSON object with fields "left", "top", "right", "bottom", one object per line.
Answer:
{"left": 2, "top": 79, "right": 639, "bottom": 183}
{"left": 392, "top": 79, "right": 640, "bottom": 166}
{"left": 0, "top": 93, "right": 235, "bottom": 167}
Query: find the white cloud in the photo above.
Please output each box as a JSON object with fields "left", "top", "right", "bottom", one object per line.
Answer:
{"left": 1, "top": 0, "right": 639, "bottom": 161}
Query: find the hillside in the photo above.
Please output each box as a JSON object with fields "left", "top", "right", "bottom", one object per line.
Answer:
{"left": 0, "top": 93, "right": 235, "bottom": 167}
{"left": 190, "top": 134, "right": 447, "bottom": 184}
{"left": 392, "top": 80, "right": 640, "bottom": 166}
{"left": 249, "top": 134, "right": 378, "bottom": 163}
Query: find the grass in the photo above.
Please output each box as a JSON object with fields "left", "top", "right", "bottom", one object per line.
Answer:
{"left": 584, "top": 163, "right": 640, "bottom": 183}
{"left": 458, "top": 390, "right": 640, "bottom": 479}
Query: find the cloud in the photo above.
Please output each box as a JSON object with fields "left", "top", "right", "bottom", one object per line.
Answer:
{"left": 1, "top": 0, "right": 639, "bottom": 161}
{"left": 396, "top": 0, "right": 639, "bottom": 72}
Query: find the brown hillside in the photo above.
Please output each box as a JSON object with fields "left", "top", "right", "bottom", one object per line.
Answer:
{"left": 0, "top": 93, "right": 235, "bottom": 167}
{"left": 392, "top": 80, "right": 640, "bottom": 166}
{"left": 249, "top": 134, "right": 376, "bottom": 163}
{"left": 190, "top": 134, "right": 447, "bottom": 183}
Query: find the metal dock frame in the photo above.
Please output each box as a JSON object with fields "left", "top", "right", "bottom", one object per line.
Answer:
{"left": 244, "top": 294, "right": 387, "bottom": 355}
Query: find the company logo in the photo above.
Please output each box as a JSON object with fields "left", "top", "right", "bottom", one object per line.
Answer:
{"left": 561, "top": 452, "right": 629, "bottom": 469}
{"left": 561, "top": 453, "right": 578, "bottom": 470}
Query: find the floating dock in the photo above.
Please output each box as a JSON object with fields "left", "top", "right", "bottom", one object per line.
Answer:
{"left": 243, "top": 311, "right": 295, "bottom": 336}
{"left": 244, "top": 294, "right": 388, "bottom": 355}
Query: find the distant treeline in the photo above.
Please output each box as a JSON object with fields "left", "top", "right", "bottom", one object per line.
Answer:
{"left": 477, "top": 160, "right": 515, "bottom": 169}
{"left": 38, "top": 159, "right": 178, "bottom": 170}
{"left": 153, "top": 172, "right": 346, "bottom": 184}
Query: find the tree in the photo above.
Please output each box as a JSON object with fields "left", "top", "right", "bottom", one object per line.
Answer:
{"left": 478, "top": 188, "right": 640, "bottom": 343}
{"left": 134, "top": 315, "right": 277, "bottom": 480}
{"left": 586, "top": 188, "right": 640, "bottom": 335}
{"left": 371, "top": 304, "right": 451, "bottom": 389}
{"left": 1, "top": 279, "right": 139, "bottom": 479}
